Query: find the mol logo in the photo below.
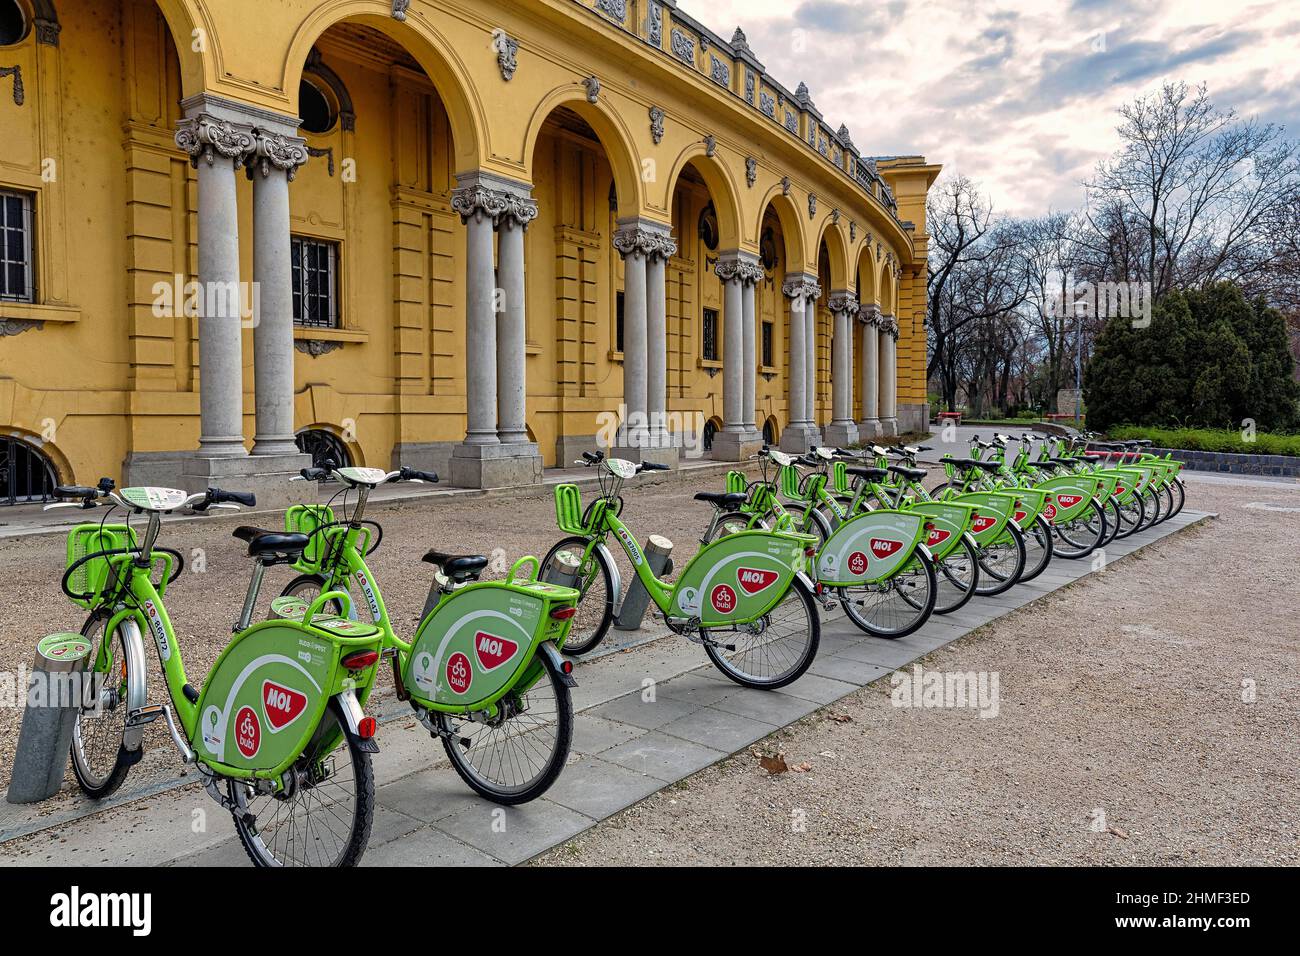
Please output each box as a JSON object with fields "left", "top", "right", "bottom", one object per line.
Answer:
{"left": 474, "top": 632, "right": 519, "bottom": 672}
{"left": 262, "top": 681, "right": 308, "bottom": 732}
{"left": 1055, "top": 494, "right": 1083, "bottom": 509}
{"left": 710, "top": 583, "right": 737, "bottom": 614}
{"left": 235, "top": 705, "right": 261, "bottom": 758}
{"left": 870, "top": 538, "right": 903, "bottom": 559}
{"left": 927, "top": 527, "right": 952, "bottom": 547}
{"left": 970, "top": 513, "right": 996, "bottom": 533}
{"left": 736, "top": 567, "right": 779, "bottom": 595}
{"left": 446, "top": 651, "right": 473, "bottom": 695}
{"left": 1013, "top": 510, "right": 1028, "bottom": 524}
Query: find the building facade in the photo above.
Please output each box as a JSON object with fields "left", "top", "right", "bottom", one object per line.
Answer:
{"left": 0, "top": 0, "right": 938, "bottom": 501}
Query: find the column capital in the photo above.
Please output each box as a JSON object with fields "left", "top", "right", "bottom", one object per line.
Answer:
{"left": 451, "top": 171, "right": 537, "bottom": 228}
{"left": 859, "top": 303, "right": 883, "bottom": 326}
{"left": 175, "top": 114, "right": 255, "bottom": 169}
{"left": 716, "top": 250, "right": 763, "bottom": 285}
{"left": 828, "top": 290, "right": 858, "bottom": 316}
{"left": 614, "top": 219, "right": 676, "bottom": 261}
{"left": 782, "top": 273, "right": 821, "bottom": 302}
{"left": 247, "top": 128, "right": 309, "bottom": 181}
{"left": 880, "top": 313, "right": 900, "bottom": 339}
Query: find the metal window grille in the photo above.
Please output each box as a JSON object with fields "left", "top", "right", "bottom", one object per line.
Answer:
{"left": 702, "top": 307, "right": 719, "bottom": 362}
{"left": 0, "top": 190, "right": 35, "bottom": 303}
{"left": 291, "top": 236, "right": 339, "bottom": 329}
{"left": 762, "top": 320, "right": 773, "bottom": 367}
{"left": 1, "top": 437, "right": 57, "bottom": 506}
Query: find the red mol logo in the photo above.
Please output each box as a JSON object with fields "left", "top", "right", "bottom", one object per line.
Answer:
{"left": 1056, "top": 494, "right": 1082, "bottom": 509}
{"left": 1013, "top": 510, "right": 1027, "bottom": 524}
{"left": 736, "top": 567, "right": 779, "bottom": 595}
{"left": 262, "top": 681, "right": 308, "bottom": 731}
{"left": 1115, "top": 485, "right": 1126, "bottom": 496}
{"left": 927, "top": 528, "right": 952, "bottom": 546}
{"left": 235, "top": 705, "right": 260, "bottom": 758}
{"left": 446, "top": 651, "right": 473, "bottom": 695}
{"left": 710, "top": 583, "right": 737, "bottom": 614}
{"left": 971, "top": 513, "right": 996, "bottom": 533}
{"left": 474, "top": 632, "right": 519, "bottom": 672}
{"left": 871, "top": 538, "right": 903, "bottom": 559}
{"left": 847, "top": 551, "right": 869, "bottom": 575}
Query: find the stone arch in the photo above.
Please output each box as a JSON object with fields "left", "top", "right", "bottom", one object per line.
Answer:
{"left": 282, "top": 1, "right": 485, "bottom": 172}
{"left": 855, "top": 243, "right": 878, "bottom": 306}
{"left": 881, "top": 266, "right": 897, "bottom": 314}
{"left": 756, "top": 186, "right": 806, "bottom": 272}
{"left": 522, "top": 86, "right": 645, "bottom": 221}
{"left": 663, "top": 146, "right": 744, "bottom": 252}
{"left": 150, "top": 0, "right": 208, "bottom": 98}
{"left": 814, "top": 215, "right": 851, "bottom": 291}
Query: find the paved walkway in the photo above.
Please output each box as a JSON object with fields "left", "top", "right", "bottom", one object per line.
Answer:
{"left": 0, "top": 507, "right": 1212, "bottom": 866}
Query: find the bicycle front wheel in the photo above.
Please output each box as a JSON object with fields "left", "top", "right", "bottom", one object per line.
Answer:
{"left": 1018, "top": 515, "right": 1055, "bottom": 582}
{"left": 70, "top": 611, "right": 134, "bottom": 800}
{"left": 840, "top": 545, "right": 938, "bottom": 638}
{"left": 230, "top": 705, "right": 374, "bottom": 867}
{"left": 973, "top": 522, "right": 1026, "bottom": 596}
{"left": 703, "top": 576, "right": 820, "bottom": 689}
{"left": 437, "top": 648, "right": 573, "bottom": 804}
{"left": 1053, "top": 500, "right": 1106, "bottom": 558}
{"left": 541, "top": 537, "right": 613, "bottom": 656}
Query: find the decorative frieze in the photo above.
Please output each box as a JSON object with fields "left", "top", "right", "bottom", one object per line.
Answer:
{"left": 670, "top": 29, "right": 696, "bottom": 64}
{"left": 595, "top": 0, "right": 628, "bottom": 21}
{"left": 760, "top": 92, "right": 775, "bottom": 118}
{"left": 647, "top": 3, "right": 663, "bottom": 46}
{"left": 745, "top": 71, "right": 755, "bottom": 105}
{"left": 175, "top": 115, "right": 255, "bottom": 168}
{"left": 710, "top": 56, "right": 730, "bottom": 87}
{"left": 784, "top": 112, "right": 798, "bottom": 134}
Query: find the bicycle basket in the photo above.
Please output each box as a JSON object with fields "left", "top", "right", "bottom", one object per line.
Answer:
{"left": 725, "top": 471, "right": 747, "bottom": 495}
{"left": 285, "top": 504, "right": 336, "bottom": 574}
{"left": 555, "top": 483, "right": 586, "bottom": 535}
{"left": 831, "top": 461, "right": 849, "bottom": 494}
{"left": 778, "top": 464, "right": 804, "bottom": 500}
{"left": 65, "top": 524, "right": 138, "bottom": 611}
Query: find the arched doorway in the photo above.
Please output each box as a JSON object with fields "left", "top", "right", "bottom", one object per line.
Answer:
{"left": 295, "top": 428, "right": 353, "bottom": 470}
{"left": 1, "top": 435, "right": 58, "bottom": 505}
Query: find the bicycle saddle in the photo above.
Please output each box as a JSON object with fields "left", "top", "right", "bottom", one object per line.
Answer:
{"left": 847, "top": 466, "right": 889, "bottom": 481}
{"left": 422, "top": 550, "right": 488, "bottom": 581}
{"left": 887, "top": 465, "right": 927, "bottom": 481}
{"left": 694, "top": 491, "right": 747, "bottom": 509}
{"left": 233, "top": 526, "right": 309, "bottom": 559}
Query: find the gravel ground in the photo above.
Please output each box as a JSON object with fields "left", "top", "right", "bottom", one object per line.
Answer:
{"left": 0, "top": 467, "right": 744, "bottom": 794}
{"left": 533, "top": 476, "right": 1300, "bottom": 866}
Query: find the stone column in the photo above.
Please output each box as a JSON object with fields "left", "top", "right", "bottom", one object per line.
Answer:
{"left": 712, "top": 251, "right": 763, "bottom": 461}
{"left": 449, "top": 172, "right": 543, "bottom": 488}
{"left": 858, "top": 303, "right": 882, "bottom": 438}
{"left": 175, "top": 113, "right": 255, "bottom": 460}
{"left": 741, "top": 268, "right": 760, "bottom": 442}
{"left": 880, "top": 314, "right": 900, "bottom": 436}
{"left": 805, "top": 293, "right": 818, "bottom": 429}
{"left": 824, "top": 292, "right": 859, "bottom": 446}
{"left": 613, "top": 223, "right": 649, "bottom": 449}
{"left": 495, "top": 192, "right": 538, "bottom": 445}
{"left": 247, "top": 127, "right": 308, "bottom": 457}
{"left": 646, "top": 228, "right": 676, "bottom": 457}
{"left": 780, "top": 274, "right": 821, "bottom": 452}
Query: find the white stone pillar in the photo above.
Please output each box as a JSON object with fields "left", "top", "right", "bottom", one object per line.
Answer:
{"left": 781, "top": 274, "right": 820, "bottom": 452}
{"left": 247, "top": 127, "right": 308, "bottom": 457}
{"left": 805, "top": 294, "right": 818, "bottom": 428}
{"left": 646, "top": 230, "right": 676, "bottom": 450}
{"left": 741, "top": 270, "right": 759, "bottom": 441}
{"left": 452, "top": 184, "right": 501, "bottom": 446}
{"left": 175, "top": 114, "right": 255, "bottom": 459}
{"left": 712, "top": 252, "right": 763, "bottom": 461}
{"left": 495, "top": 192, "right": 538, "bottom": 445}
{"left": 614, "top": 225, "right": 649, "bottom": 448}
{"left": 824, "top": 292, "right": 859, "bottom": 446}
{"left": 858, "top": 304, "right": 881, "bottom": 438}
{"left": 880, "top": 314, "right": 899, "bottom": 436}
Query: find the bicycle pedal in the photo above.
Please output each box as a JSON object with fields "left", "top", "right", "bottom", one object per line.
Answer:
{"left": 125, "top": 704, "right": 165, "bottom": 727}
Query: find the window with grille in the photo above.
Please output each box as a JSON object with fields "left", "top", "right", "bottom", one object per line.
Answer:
{"left": 0, "top": 190, "right": 35, "bottom": 303}
{"left": 615, "top": 291, "right": 625, "bottom": 353}
{"left": 762, "top": 320, "right": 773, "bottom": 367}
{"left": 291, "top": 236, "right": 339, "bottom": 328}
{"left": 702, "top": 308, "right": 719, "bottom": 362}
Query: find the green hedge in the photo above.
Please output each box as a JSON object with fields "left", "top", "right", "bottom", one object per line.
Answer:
{"left": 1108, "top": 425, "right": 1300, "bottom": 457}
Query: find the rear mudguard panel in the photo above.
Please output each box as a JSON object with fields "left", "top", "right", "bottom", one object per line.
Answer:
{"left": 1031, "top": 475, "right": 1101, "bottom": 524}
{"left": 673, "top": 529, "right": 812, "bottom": 626}
{"left": 948, "top": 492, "right": 1016, "bottom": 546}
{"left": 817, "top": 509, "right": 926, "bottom": 585}
{"left": 904, "top": 500, "right": 978, "bottom": 561}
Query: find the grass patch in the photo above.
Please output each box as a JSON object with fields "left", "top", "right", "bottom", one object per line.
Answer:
{"left": 1107, "top": 425, "right": 1300, "bottom": 457}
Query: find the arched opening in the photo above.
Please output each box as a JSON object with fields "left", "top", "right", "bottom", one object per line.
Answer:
{"left": 1, "top": 434, "right": 58, "bottom": 505}
{"left": 295, "top": 427, "right": 353, "bottom": 470}
{"left": 702, "top": 416, "right": 721, "bottom": 453}
{"left": 0, "top": 0, "right": 29, "bottom": 47}
{"left": 762, "top": 416, "right": 778, "bottom": 447}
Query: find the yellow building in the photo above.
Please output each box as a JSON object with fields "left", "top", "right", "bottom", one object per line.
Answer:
{"left": 0, "top": 0, "right": 938, "bottom": 502}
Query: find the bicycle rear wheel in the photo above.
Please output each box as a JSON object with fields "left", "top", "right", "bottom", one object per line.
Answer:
{"left": 840, "top": 546, "right": 938, "bottom": 638}
{"left": 1053, "top": 500, "right": 1106, "bottom": 558}
{"left": 933, "top": 536, "right": 980, "bottom": 615}
{"left": 1018, "top": 516, "right": 1054, "bottom": 582}
{"left": 974, "top": 523, "right": 1026, "bottom": 596}
{"left": 703, "top": 577, "right": 820, "bottom": 689}
{"left": 1113, "top": 492, "right": 1145, "bottom": 539}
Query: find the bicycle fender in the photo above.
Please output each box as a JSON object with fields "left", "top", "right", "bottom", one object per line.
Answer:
{"left": 596, "top": 541, "right": 624, "bottom": 618}
{"left": 115, "top": 617, "right": 151, "bottom": 753}
{"left": 331, "top": 689, "right": 379, "bottom": 755}
{"left": 538, "top": 640, "right": 577, "bottom": 688}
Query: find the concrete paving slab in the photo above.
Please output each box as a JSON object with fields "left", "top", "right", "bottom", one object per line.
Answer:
{"left": 658, "top": 706, "right": 779, "bottom": 752}
{"left": 542, "top": 757, "right": 665, "bottom": 820}
{"left": 587, "top": 691, "right": 702, "bottom": 730}
{"left": 711, "top": 687, "right": 821, "bottom": 726}
{"left": 600, "top": 731, "right": 727, "bottom": 782}
{"left": 364, "top": 824, "right": 502, "bottom": 867}
{"left": 571, "top": 714, "right": 647, "bottom": 756}
{"left": 805, "top": 655, "right": 893, "bottom": 685}
{"left": 432, "top": 798, "right": 595, "bottom": 866}
{"left": 375, "top": 768, "right": 492, "bottom": 824}
{"left": 775, "top": 672, "right": 860, "bottom": 705}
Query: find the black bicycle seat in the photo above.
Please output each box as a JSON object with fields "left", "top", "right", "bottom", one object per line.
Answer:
{"left": 422, "top": 550, "right": 489, "bottom": 581}
{"left": 847, "top": 466, "right": 889, "bottom": 482}
{"left": 694, "top": 491, "right": 747, "bottom": 509}
{"left": 233, "top": 526, "right": 308, "bottom": 559}
{"left": 888, "top": 465, "right": 927, "bottom": 481}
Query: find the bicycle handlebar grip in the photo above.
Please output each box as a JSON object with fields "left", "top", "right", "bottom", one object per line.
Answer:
{"left": 400, "top": 467, "right": 439, "bottom": 483}
{"left": 209, "top": 488, "right": 256, "bottom": 507}
{"left": 54, "top": 485, "right": 97, "bottom": 499}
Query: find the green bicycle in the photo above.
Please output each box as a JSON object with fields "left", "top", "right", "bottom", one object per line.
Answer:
{"left": 541, "top": 452, "right": 821, "bottom": 689}
{"left": 47, "top": 481, "right": 384, "bottom": 867}
{"left": 272, "top": 464, "right": 581, "bottom": 805}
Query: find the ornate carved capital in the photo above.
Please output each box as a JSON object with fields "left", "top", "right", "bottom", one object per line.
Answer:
{"left": 860, "top": 303, "right": 883, "bottom": 327}
{"left": 828, "top": 292, "right": 858, "bottom": 317}
{"left": 879, "top": 313, "right": 899, "bottom": 339}
{"left": 175, "top": 115, "right": 255, "bottom": 169}
{"left": 782, "top": 276, "right": 822, "bottom": 302}
{"left": 450, "top": 184, "right": 510, "bottom": 225}
{"left": 248, "top": 128, "right": 309, "bottom": 181}
{"left": 614, "top": 223, "right": 675, "bottom": 261}
{"left": 498, "top": 193, "right": 539, "bottom": 231}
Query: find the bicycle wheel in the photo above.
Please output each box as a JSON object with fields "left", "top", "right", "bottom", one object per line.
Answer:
{"left": 704, "top": 513, "right": 756, "bottom": 543}
{"left": 1018, "top": 515, "right": 1055, "bottom": 583}
{"left": 541, "top": 537, "right": 613, "bottom": 656}
{"left": 840, "top": 545, "right": 938, "bottom": 638}
{"left": 703, "top": 576, "right": 820, "bottom": 689}
{"left": 933, "top": 536, "right": 980, "bottom": 615}
{"left": 281, "top": 574, "right": 348, "bottom": 617}
{"left": 70, "top": 611, "right": 134, "bottom": 800}
{"left": 794, "top": 507, "right": 833, "bottom": 549}
{"left": 973, "top": 522, "right": 1026, "bottom": 596}
{"left": 1137, "top": 487, "right": 1161, "bottom": 532}
{"left": 1101, "top": 496, "right": 1122, "bottom": 546}
{"left": 1156, "top": 482, "right": 1176, "bottom": 523}
{"left": 1171, "top": 477, "right": 1186, "bottom": 516}
{"left": 230, "top": 704, "right": 374, "bottom": 867}
{"left": 1053, "top": 499, "right": 1106, "bottom": 558}
{"left": 1113, "top": 492, "right": 1145, "bottom": 539}
{"left": 437, "top": 648, "right": 573, "bottom": 804}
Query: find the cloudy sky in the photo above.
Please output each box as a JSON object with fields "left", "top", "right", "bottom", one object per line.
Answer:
{"left": 687, "top": 0, "right": 1300, "bottom": 218}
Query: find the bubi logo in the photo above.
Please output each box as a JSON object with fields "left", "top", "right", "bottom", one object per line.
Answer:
{"left": 235, "top": 706, "right": 260, "bottom": 758}
{"left": 1056, "top": 494, "right": 1082, "bottom": 509}
{"left": 971, "top": 512, "right": 996, "bottom": 533}
{"left": 870, "top": 538, "right": 902, "bottom": 559}
{"left": 262, "top": 681, "right": 308, "bottom": 732}
{"left": 1042, "top": 502, "right": 1058, "bottom": 520}
{"left": 710, "top": 583, "right": 737, "bottom": 614}
{"left": 446, "top": 651, "right": 473, "bottom": 695}
{"left": 736, "top": 567, "right": 779, "bottom": 595}
{"left": 847, "top": 551, "right": 869, "bottom": 575}
{"left": 474, "top": 632, "right": 519, "bottom": 672}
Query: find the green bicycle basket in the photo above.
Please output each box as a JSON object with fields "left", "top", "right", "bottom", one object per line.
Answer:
{"left": 778, "top": 463, "right": 805, "bottom": 500}
{"left": 285, "top": 504, "right": 336, "bottom": 574}
{"left": 830, "top": 460, "right": 849, "bottom": 494}
{"left": 554, "top": 483, "right": 586, "bottom": 535}
{"left": 65, "top": 524, "right": 138, "bottom": 611}
{"left": 725, "top": 470, "right": 748, "bottom": 495}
